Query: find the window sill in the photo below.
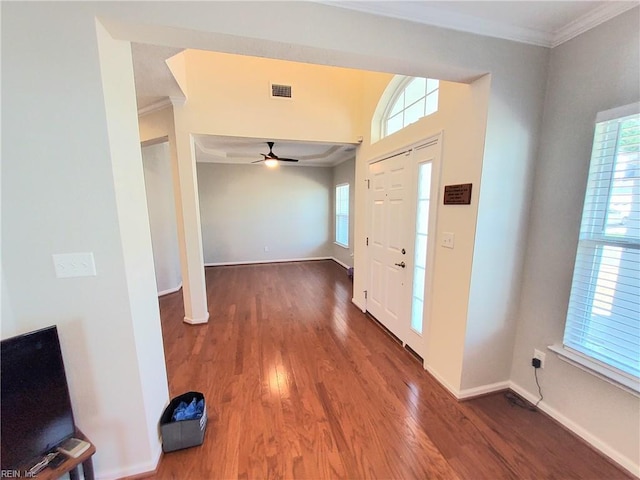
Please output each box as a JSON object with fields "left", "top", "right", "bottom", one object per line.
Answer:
{"left": 548, "top": 344, "right": 640, "bottom": 397}
{"left": 334, "top": 242, "right": 349, "bottom": 249}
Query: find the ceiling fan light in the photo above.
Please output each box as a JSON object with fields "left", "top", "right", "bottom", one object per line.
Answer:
{"left": 265, "top": 159, "right": 278, "bottom": 168}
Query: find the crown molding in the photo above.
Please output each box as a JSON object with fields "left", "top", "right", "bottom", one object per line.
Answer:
{"left": 137, "top": 98, "right": 171, "bottom": 117}
{"left": 320, "top": 1, "right": 553, "bottom": 47}
{"left": 319, "top": 1, "right": 639, "bottom": 49}
{"left": 551, "top": 1, "right": 639, "bottom": 48}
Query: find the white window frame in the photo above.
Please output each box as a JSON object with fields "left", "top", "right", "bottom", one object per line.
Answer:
{"left": 382, "top": 77, "right": 439, "bottom": 139}
{"left": 335, "top": 183, "right": 349, "bottom": 248}
{"left": 552, "top": 102, "right": 640, "bottom": 395}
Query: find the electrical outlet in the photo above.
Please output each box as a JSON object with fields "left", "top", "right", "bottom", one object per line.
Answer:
{"left": 533, "top": 349, "right": 546, "bottom": 369}
{"left": 264, "top": 246, "right": 269, "bottom": 252}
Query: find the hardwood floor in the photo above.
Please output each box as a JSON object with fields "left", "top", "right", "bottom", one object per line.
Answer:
{"left": 153, "top": 260, "right": 631, "bottom": 479}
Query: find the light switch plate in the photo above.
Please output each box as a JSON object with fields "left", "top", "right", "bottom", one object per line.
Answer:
{"left": 442, "top": 232, "right": 455, "bottom": 249}
{"left": 53, "top": 252, "right": 97, "bottom": 278}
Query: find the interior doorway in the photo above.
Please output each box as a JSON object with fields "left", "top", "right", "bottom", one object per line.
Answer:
{"left": 141, "top": 140, "right": 183, "bottom": 297}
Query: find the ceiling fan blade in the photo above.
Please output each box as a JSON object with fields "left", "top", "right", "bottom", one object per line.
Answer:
{"left": 251, "top": 159, "right": 265, "bottom": 164}
{"left": 259, "top": 143, "right": 299, "bottom": 163}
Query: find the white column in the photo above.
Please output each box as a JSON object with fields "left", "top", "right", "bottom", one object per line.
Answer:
{"left": 170, "top": 100, "right": 209, "bottom": 324}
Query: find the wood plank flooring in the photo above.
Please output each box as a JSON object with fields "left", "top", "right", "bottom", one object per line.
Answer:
{"left": 153, "top": 260, "right": 631, "bottom": 479}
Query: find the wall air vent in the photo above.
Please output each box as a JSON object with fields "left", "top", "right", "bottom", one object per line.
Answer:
{"left": 271, "top": 83, "right": 292, "bottom": 99}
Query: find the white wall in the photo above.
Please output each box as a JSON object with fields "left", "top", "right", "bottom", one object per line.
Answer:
{"left": 96, "top": 22, "right": 169, "bottom": 470}
{"left": 1, "top": 266, "right": 16, "bottom": 337}
{"left": 142, "top": 142, "right": 182, "bottom": 295}
{"left": 332, "top": 158, "right": 356, "bottom": 268}
{"left": 459, "top": 67, "right": 540, "bottom": 392}
{"left": 197, "top": 163, "right": 332, "bottom": 264}
{"left": 2, "top": 4, "right": 168, "bottom": 478}
{"left": 511, "top": 8, "right": 640, "bottom": 472}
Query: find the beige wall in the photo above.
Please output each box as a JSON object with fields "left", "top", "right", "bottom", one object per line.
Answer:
{"left": 356, "top": 77, "right": 492, "bottom": 391}
{"left": 174, "top": 50, "right": 364, "bottom": 144}
{"left": 139, "top": 106, "right": 174, "bottom": 143}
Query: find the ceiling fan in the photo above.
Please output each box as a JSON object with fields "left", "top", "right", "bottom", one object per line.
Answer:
{"left": 252, "top": 142, "right": 299, "bottom": 166}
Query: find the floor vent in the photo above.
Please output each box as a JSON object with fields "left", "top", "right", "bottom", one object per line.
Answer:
{"left": 271, "top": 83, "right": 292, "bottom": 99}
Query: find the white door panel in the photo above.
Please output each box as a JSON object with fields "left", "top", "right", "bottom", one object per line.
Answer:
{"left": 366, "top": 137, "right": 441, "bottom": 360}
{"left": 367, "top": 153, "right": 410, "bottom": 340}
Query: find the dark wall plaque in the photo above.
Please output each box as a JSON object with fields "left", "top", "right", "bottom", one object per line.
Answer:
{"left": 443, "top": 183, "right": 472, "bottom": 205}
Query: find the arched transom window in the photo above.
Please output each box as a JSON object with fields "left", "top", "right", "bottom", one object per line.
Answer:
{"left": 383, "top": 77, "right": 439, "bottom": 138}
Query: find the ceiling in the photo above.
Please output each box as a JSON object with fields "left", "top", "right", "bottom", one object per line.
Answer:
{"left": 132, "top": 43, "right": 184, "bottom": 111}
{"left": 132, "top": 1, "right": 637, "bottom": 166}
{"left": 193, "top": 135, "right": 358, "bottom": 167}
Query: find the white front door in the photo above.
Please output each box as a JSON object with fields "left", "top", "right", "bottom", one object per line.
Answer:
{"left": 366, "top": 135, "right": 441, "bottom": 360}
{"left": 367, "top": 152, "right": 411, "bottom": 341}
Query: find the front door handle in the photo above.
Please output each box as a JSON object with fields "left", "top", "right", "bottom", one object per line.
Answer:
{"left": 394, "top": 261, "right": 406, "bottom": 268}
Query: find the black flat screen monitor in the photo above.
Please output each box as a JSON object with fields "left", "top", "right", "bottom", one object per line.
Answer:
{"left": 1, "top": 325, "right": 76, "bottom": 470}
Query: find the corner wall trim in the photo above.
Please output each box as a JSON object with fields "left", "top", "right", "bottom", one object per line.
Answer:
{"left": 425, "top": 365, "right": 461, "bottom": 398}
{"left": 158, "top": 282, "right": 182, "bottom": 297}
{"left": 351, "top": 297, "right": 366, "bottom": 312}
{"left": 457, "top": 381, "right": 511, "bottom": 400}
{"left": 184, "top": 312, "right": 209, "bottom": 325}
{"left": 331, "top": 257, "right": 351, "bottom": 270}
{"left": 509, "top": 382, "right": 639, "bottom": 477}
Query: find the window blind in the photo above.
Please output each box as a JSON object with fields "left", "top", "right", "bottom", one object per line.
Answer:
{"left": 564, "top": 103, "right": 640, "bottom": 382}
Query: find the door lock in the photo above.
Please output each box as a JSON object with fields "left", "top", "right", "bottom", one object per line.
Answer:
{"left": 394, "top": 261, "right": 406, "bottom": 268}
{"left": 401, "top": 248, "right": 406, "bottom": 255}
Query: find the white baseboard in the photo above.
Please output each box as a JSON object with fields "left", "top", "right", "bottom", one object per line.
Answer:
{"left": 331, "top": 257, "right": 351, "bottom": 270}
{"left": 157, "top": 282, "right": 182, "bottom": 297}
{"left": 420, "top": 372, "right": 638, "bottom": 476}
{"left": 204, "top": 257, "right": 350, "bottom": 269}
{"left": 457, "top": 380, "right": 511, "bottom": 399}
{"left": 509, "top": 381, "right": 639, "bottom": 477}
{"left": 204, "top": 256, "right": 332, "bottom": 267}
{"left": 351, "top": 297, "right": 366, "bottom": 312}
{"left": 425, "top": 365, "right": 462, "bottom": 398}
{"left": 184, "top": 312, "right": 209, "bottom": 324}
{"left": 96, "top": 444, "right": 162, "bottom": 479}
